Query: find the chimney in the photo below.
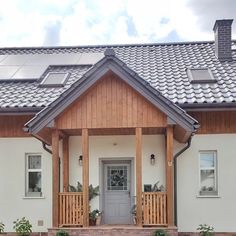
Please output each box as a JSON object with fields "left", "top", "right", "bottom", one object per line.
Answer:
{"left": 213, "top": 19, "right": 233, "bottom": 61}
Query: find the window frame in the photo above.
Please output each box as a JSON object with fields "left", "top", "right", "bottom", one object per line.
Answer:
{"left": 25, "top": 153, "right": 43, "bottom": 197}
{"left": 39, "top": 72, "right": 70, "bottom": 87}
{"left": 187, "top": 68, "right": 217, "bottom": 84}
{"left": 198, "top": 150, "right": 218, "bottom": 196}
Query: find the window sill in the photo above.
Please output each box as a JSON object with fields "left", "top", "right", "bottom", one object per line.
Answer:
{"left": 23, "top": 196, "right": 45, "bottom": 199}
{"left": 196, "top": 195, "right": 220, "bottom": 198}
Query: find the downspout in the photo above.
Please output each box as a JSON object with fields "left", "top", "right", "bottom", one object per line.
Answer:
{"left": 173, "top": 135, "right": 192, "bottom": 226}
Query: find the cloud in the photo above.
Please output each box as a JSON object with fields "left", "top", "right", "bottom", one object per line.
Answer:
{"left": 187, "top": 0, "right": 236, "bottom": 39}
{"left": 0, "top": 0, "right": 235, "bottom": 47}
{"left": 43, "top": 21, "right": 62, "bottom": 46}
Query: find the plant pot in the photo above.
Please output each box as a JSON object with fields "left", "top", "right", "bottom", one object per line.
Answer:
{"left": 96, "top": 215, "right": 102, "bottom": 226}
{"left": 89, "top": 219, "right": 96, "bottom": 226}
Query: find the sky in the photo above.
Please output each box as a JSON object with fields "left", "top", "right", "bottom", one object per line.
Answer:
{"left": 0, "top": 0, "right": 235, "bottom": 47}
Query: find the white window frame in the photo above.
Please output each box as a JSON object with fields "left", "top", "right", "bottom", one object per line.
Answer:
{"left": 25, "top": 153, "right": 42, "bottom": 197}
{"left": 199, "top": 150, "right": 218, "bottom": 196}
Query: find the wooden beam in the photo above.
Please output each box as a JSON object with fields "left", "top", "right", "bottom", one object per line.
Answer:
{"left": 52, "top": 129, "right": 60, "bottom": 227}
{"left": 166, "top": 125, "right": 174, "bottom": 226}
{"left": 63, "top": 136, "right": 69, "bottom": 192}
{"left": 135, "top": 127, "right": 142, "bottom": 226}
{"left": 82, "top": 128, "right": 89, "bottom": 227}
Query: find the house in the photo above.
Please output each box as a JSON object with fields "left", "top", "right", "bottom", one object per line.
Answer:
{"left": 0, "top": 19, "right": 236, "bottom": 235}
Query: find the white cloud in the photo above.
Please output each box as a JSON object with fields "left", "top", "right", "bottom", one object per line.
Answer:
{"left": 0, "top": 0, "right": 235, "bottom": 47}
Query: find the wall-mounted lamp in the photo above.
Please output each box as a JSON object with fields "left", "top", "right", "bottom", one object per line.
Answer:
{"left": 79, "top": 155, "right": 83, "bottom": 166}
{"left": 150, "top": 154, "right": 155, "bottom": 165}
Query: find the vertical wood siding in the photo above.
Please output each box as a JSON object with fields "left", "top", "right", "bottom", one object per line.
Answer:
{"left": 189, "top": 111, "right": 236, "bottom": 134}
{"left": 56, "top": 73, "right": 167, "bottom": 129}
{"left": 0, "top": 115, "right": 32, "bottom": 137}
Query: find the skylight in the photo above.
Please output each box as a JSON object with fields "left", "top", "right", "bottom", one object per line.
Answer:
{"left": 187, "top": 68, "right": 216, "bottom": 84}
{"left": 40, "top": 72, "right": 69, "bottom": 87}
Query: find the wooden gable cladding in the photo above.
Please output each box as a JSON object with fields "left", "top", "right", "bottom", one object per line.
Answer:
{"left": 189, "top": 111, "right": 236, "bottom": 134}
{"left": 55, "top": 72, "right": 167, "bottom": 129}
{"left": 0, "top": 115, "right": 32, "bottom": 137}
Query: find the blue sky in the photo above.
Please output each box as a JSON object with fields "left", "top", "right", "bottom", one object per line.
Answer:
{"left": 0, "top": 0, "right": 235, "bottom": 47}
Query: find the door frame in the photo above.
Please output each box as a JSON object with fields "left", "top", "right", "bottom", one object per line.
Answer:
{"left": 99, "top": 157, "right": 135, "bottom": 224}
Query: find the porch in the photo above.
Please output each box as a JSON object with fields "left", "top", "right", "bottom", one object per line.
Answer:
{"left": 52, "top": 126, "right": 174, "bottom": 228}
{"left": 25, "top": 69, "right": 197, "bottom": 229}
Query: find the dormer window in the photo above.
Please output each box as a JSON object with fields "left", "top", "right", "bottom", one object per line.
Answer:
{"left": 40, "top": 72, "right": 69, "bottom": 87}
{"left": 187, "top": 68, "right": 216, "bottom": 84}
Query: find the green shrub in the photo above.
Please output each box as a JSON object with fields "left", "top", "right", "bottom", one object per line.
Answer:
{"left": 55, "top": 230, "right": 69, "bottom": 236}
{"left": 0, "top": 222, "right": 5, "bottom": 233}
{"left": 154, "top": 229, "right": 167, "bottom": 236}
{"left": 13, "top": 217, "right": 32, "bottom": 236}
{"left": 197, "top": 224, "right": 214, "bottom": 236}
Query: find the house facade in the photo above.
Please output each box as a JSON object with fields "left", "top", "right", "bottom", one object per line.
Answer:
{"left": 0, "top": 19, "right": 236, "bottom": 234}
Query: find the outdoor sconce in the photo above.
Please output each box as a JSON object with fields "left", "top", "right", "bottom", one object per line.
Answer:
{"left": 150, "top": 154, "right": 155, "bottom": 165}
{"left": 79, "top": 155, "right": 83, "bottom": 166}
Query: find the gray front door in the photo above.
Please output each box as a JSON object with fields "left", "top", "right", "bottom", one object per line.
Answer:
{"left": 103, "top": 162, "right": 132, "bottom": 224}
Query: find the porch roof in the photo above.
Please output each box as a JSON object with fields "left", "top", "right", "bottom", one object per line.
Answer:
{"left": 25, "top": 49, "right": 199, "bottom": 139}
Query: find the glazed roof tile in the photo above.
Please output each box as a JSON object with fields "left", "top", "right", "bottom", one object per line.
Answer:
{"left": 0, "top": 41, "right": 236, "bottom": 111}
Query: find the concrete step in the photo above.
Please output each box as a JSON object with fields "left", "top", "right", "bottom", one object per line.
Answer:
{"left": 48, "top": 226, "right": 178, "bottom": 236}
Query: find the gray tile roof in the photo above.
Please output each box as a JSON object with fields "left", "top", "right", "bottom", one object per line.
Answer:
{"left": 0, "top": 41, "right": 236, "bottom": 111}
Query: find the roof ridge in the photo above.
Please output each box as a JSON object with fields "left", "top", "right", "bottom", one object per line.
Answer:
{"left": 0, "top": 40, "right": 226, "bottom": 51}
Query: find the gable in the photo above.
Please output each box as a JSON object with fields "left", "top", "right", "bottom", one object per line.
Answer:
{"left": 25, "top": 51, "right": 198, "bottom": 142}
{"left": 55, "top": 71, "right": 167, "bottom": 130}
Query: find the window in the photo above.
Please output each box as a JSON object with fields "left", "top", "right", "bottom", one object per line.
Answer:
{"left": 199, "top": 151, "right": 218, "bottom": 196}
{"left": 187, "top": 68, "right": 216, "bottom": 84}
{"left": 40, "top": 72, "right": 69, "bottom": 87}
{"left": 26, "top": 154, "right": 42, "bottom": 197}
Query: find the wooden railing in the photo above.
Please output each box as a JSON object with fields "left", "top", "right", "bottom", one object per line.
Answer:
{"left": 59, "top": 192, "right": 83, "bottom": 227}
{"left": 142, "top": 192, "right": 167, "bottom": 226}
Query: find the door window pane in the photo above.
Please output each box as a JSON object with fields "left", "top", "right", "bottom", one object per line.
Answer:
{"left": 107, "top": 166, "right": 128, "bottom": 191}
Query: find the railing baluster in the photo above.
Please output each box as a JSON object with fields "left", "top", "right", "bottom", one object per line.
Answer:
{"left": 59, "top": 192, "right": 83, "bottom": 227}
{"left": 142, "top": 192, "right": 167, "bottom": 226}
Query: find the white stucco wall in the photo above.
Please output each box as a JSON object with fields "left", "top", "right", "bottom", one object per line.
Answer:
{"left": 177, "top": 134, "right": 236, "bottom": 232}
{"left": 68, "top": 135, "right": 166, "bottom": 210}
{"left": 0, "top": 138, "right": 52, "bottom": 232}
{"left": 2, "top": 134, "right": 235, "bottom": 232}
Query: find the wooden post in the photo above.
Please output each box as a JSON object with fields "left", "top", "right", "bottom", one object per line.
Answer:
{"left": 135, "top": 127, "right": 142, "bottom": 226}
{"left": 63, "top": 136, "right": 69, "bottom": 192}
{"left": 82, "top": 128, "right": 89, "bottom": 227}
{"left": 52, "top": 129, "right": 60, "bottom": 227}
{"left": 166, "top": 125, "right": 174, "bottom": 226}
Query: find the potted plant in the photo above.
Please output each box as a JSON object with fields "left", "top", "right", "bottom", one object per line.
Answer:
{"left": 154, "top": 229, "right": 168, "bottom": 236}
{"left": 131, "top": 204, "right": 136, "bottom": 224}
{"left": 69, "top": 182, "right": 101, "bottom": 225}
{"left": 69, "top": 182, "right": 99, "bottom": 201}
{"left": 197, "top": 224, "right": 214, "bottom": 236}
{"left": 89, "top": 209, "right": 102, "bottom": 226}
{"left": 55, "top": 230, "right": 69, "bottom": 236}
{"left": 13, "top": 217, "right": 32, "bottom": 236}
{"left": 0, "top": 222, "right": 5, "bottom": 234}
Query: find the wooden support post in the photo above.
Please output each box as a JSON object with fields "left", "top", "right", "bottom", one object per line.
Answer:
{"left": 82, "top": 128, "right": 89, "bottom": 227}
{"left": 63, "top": 136, "right": 69, "bottom": 192}
{"left": 166, "top": 125, "right": 174, "bottom": 226}
{"left": 52, "top": 129, "right": 60, "bottom": 227}
{"left": 135, "top": 127, "right": 142, "bottom": 226}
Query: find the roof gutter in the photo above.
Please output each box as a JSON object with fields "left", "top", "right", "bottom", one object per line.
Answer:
{"left": 173, "top": 135, "right": 193, "bottom": 226}
{"left": 42, "top": 142, "right": 52, "bottom": 154}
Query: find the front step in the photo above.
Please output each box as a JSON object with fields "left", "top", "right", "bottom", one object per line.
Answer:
{"left": 48, "top": 226, "right": 178, "bottom": 236}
